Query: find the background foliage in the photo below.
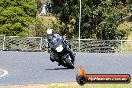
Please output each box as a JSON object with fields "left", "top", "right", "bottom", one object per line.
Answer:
{"left": 51, "top": 0, "right": 132, "bottom": 39}
{"left": 0, "top": 0, "right": 37, "bottom": 36}
{"left": 0, "top": 0, "right": 131, "bottom": 40}
{"left": 29, "top": 16, "right": 54, "bottom": 37}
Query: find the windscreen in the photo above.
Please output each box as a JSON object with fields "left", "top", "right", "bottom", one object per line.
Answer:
{"left": 50, "top": 37, "right": 63, "bottom": 49}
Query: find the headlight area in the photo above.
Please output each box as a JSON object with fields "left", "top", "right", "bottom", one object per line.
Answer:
{"left": 55, "top": 45, "right": 64, "bottom": 52}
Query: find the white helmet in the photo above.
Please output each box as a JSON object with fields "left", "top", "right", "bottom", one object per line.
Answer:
{"left": 47, "top": 28, "right": 53, "bottom": 34}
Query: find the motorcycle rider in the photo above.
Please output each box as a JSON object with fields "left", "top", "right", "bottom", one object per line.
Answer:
{"left": 45, "top": 28, "right": 73, "bottom": 66}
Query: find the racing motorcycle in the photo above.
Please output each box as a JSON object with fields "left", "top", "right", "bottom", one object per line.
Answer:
{"left": 47, "top": 37, "right": 75, "bottom": 69}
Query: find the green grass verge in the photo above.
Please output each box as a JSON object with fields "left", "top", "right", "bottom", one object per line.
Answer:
{"left": 46, "top": 82, "right": 132, "bottom": 88}
{"left": 0, "top": 82, "right": 131, "bottom": 88}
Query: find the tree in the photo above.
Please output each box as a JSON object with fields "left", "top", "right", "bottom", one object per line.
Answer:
{"left": 31, "top": 16, "right": 54, "bottom": 37}
{"left": 0, "top": 0, "right": 37, "bottom": 36}
{"left": 51, "top": 0, "right": 131, "bottom": 40}
{"left": 51, "top": 0, "right": 79, "bottom": 39}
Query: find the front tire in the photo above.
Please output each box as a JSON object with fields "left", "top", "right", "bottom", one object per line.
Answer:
{"left": 65, "top": 57, "right": 74, "bottom": 69}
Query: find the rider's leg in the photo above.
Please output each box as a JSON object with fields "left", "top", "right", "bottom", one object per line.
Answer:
{"left": 64, "top": 40, "right": 71, "bottom": 49}
{"left": 50, "top": 52, "right": 56, "bottom": 62}
{"left": 50, "top": 51, "right": 61, "bottom": 66}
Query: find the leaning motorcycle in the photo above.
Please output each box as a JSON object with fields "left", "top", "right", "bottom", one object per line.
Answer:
{"left": 47, "top": 38, "right": 75, "bottom": 69}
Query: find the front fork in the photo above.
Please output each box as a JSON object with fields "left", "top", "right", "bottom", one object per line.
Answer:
{"left": 62, "top": 52, "right": 74, "bottom": 65}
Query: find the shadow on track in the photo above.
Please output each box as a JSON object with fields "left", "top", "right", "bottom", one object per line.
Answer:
{"left": 45, "top": 67, "right": 71, "bottom": 70}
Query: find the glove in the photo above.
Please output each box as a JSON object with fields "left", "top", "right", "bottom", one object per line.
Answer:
{"left": 44, "top": 48, "right": 49, "bottom": 52}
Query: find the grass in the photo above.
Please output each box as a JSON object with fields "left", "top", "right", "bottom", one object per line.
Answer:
{"left": 121, "top": 40, "right": 132, "bottom": 53}
{"left": 0, "top": 82, "right": 131, "bottom": 88}
{"left": 117, "top": 21, "right": 132, "bottom": 53}
{"left": 117, "top": 21, "right": 132, "bottom": 40}
{"left": 118, "top": 21, "right": 132, "bottom": 31}
{"left": 127, "top": 32, "right": 132, "bottom": 40}
{"left": 46, "top": 83, "right": 132, "bottom": 88}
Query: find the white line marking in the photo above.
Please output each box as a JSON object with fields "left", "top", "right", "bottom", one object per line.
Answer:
{"left": 0, "top": 69, "right": 8, "bottom": 77}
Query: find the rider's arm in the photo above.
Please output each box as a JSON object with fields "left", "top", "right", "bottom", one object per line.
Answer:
{"left": 43, "top": 38, "right": 51, "bottom": 52}
{"left": 54, "top": 34, "right": 63, "bottom": 40}
{"left": 44, "top": 39, "right": 49, "bottom": 48}
{"left": 56, "top": 34, "right": 71, "bottom": 49}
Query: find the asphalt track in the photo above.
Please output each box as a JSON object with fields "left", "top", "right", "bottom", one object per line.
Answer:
{"left": 0, "top": 51, "right": 132, "bottom": 85}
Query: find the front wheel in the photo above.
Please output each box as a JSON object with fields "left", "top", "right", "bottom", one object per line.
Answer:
{"left": 65, "top": 57, "right": 74, "bottom": 69}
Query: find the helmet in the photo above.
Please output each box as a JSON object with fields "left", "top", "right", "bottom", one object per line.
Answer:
{"left": 47, "top": 28, "right": 53, "bottom": 35}
{"left": 47, "top": 28, "right": 54, "bottom": 41}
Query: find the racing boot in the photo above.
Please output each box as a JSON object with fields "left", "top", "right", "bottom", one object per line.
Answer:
{"left": 58, "top": 59, "right": 62, "bottom": 66}
{"left": 58, "top": 59, "right": 61, "bottom": 66}
{"left": 50, "top": 57, "right": 55, "bottom": 62}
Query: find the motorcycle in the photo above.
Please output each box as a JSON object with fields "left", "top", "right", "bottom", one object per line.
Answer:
{"left": 48, "top": 37, "right": 75, "bottom": 69}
